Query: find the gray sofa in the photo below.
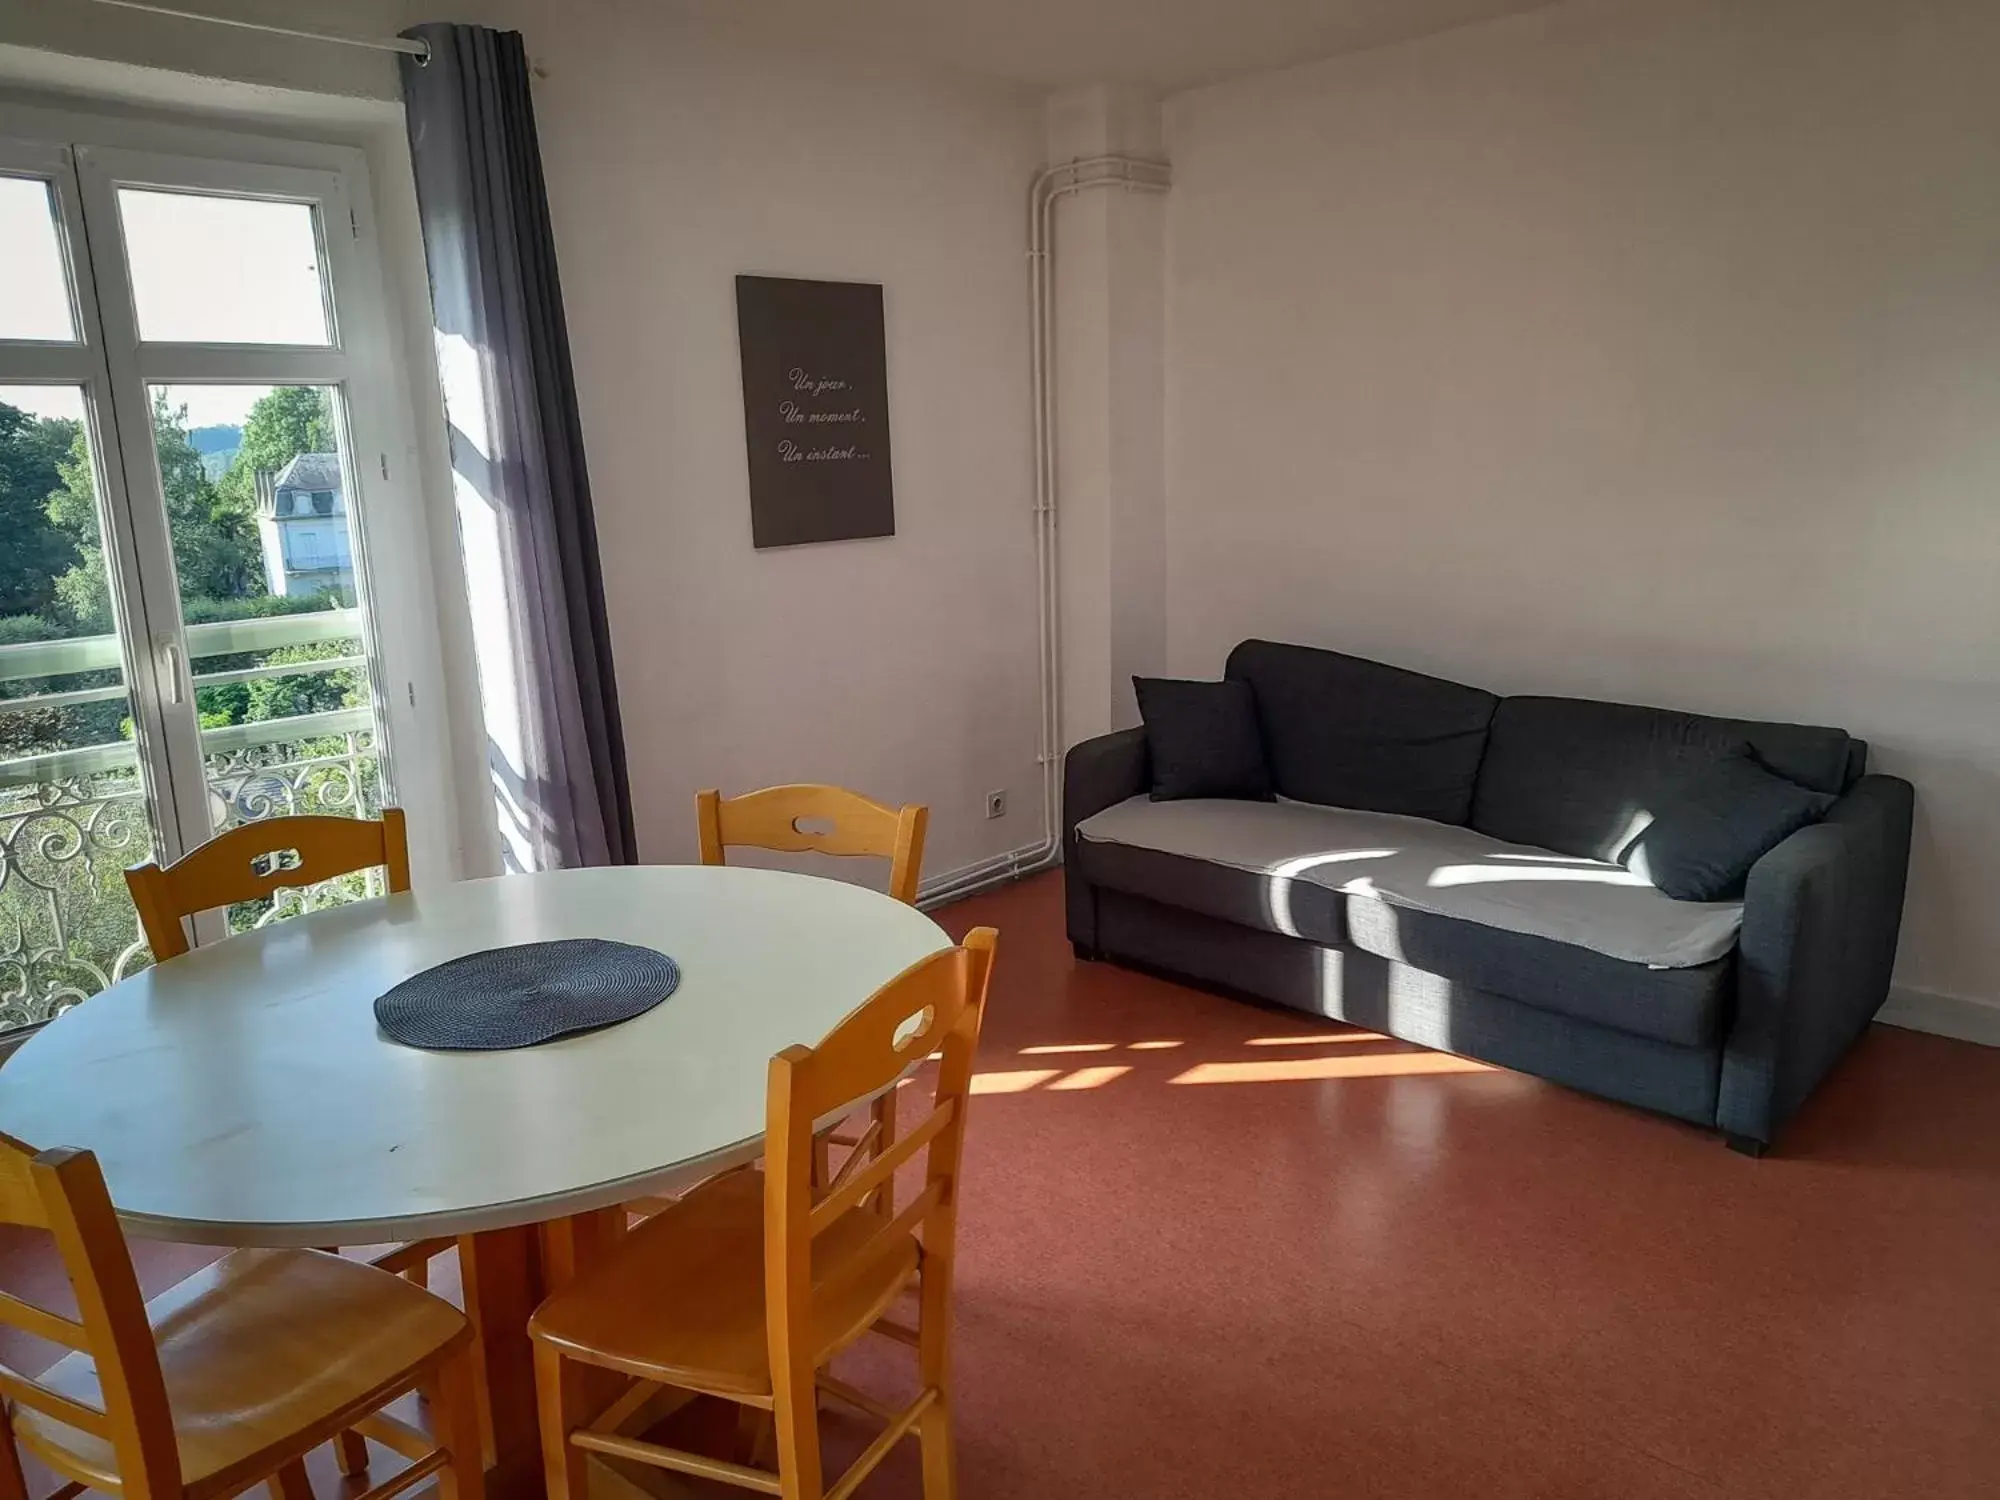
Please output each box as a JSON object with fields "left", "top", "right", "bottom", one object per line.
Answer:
{"left": 1064, "top": 639, "right": 1914, "bottom": 1153}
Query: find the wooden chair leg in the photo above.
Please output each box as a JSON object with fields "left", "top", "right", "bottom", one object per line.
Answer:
{"left": 533, "top": 1342, "right": 592, "bottom": 1500}
{"left": 0, "top": 1412, "right": 32, "bottom": 1500}
{"left": 916, "top": 1254, "right": 955, "bottom": 1500}
{"left": 771, "top": 1365, "right": 824, "bottom": 1500}
{"left": 734, "top": 1404, "right": 775, "bottom": 1469}
{"left": 271, "top": 1459, "right": 315, "bottom": 1500}
{"left": 428, "top": 1342, "right": 487, "bottom": 1500}
{"left": 334, "top": 1430, "right": 370, "bottom": 1476}
{"left": 917, "top": 1396, "right": 956, "bottom": 1500}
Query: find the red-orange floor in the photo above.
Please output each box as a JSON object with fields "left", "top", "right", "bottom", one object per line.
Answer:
{"left": 829, "top": 872, "right": 2000, "bottom": 1499}
{"left": 8, "top": 870, "right": 2000, "bottom": 1499}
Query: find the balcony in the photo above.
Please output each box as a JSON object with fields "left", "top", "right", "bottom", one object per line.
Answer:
{"left": 0, "top": 609, "right": 384, "bottom": 1032}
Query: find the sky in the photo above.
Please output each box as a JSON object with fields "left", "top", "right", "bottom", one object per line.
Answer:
{"left": 0, "top": 382, "right": 276, "bottom": 431}
{"left": 2, "top": 172, "right": 326, "bottom": 429}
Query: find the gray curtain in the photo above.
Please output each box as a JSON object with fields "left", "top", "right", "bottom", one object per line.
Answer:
{"left": 399, "top": 23, "right": 635, "bottom": 870}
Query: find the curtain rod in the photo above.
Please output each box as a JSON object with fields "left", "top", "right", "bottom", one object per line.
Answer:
{"left": 76, "top": 0, "right": 431, "bottom": 62}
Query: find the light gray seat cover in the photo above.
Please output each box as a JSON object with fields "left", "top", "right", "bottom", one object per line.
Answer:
{"left": 1074, "top": 796, "right": 1742, "bottom": 969}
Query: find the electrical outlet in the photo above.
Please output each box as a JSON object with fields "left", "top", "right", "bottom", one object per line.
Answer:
{"left": 985, "top": 789, "right": 1008, "bottom": 820}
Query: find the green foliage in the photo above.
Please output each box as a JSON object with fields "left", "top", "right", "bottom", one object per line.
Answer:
{"left": 195, "top": 682, "right": 250, "bottom": 724}
{"left": 0, "top": 613, "right": 61, "bottom": 646}
{"left": 44, "top": 425, "right": 108, "bottom": 629}
{"left": 246, "top": 641, "right": 363, "bottom": 723}
{"left": 42, "top": 393, "right": 268, "bottom": 632}
{"left": 152, "top": 393, "right": 266, "bottom": 610}
{"left": 181, "top": 591, "right": 340, "bottom": 625}
{"left": 0, "top": 403, "right": 80, "bottom": 617}
{"left": 0, "top": 704, "right": 64, "bottom": 759}
{"left": 182, "top": 642, "right": 359, "bottom": 734}
{"left": 0, "top": 605, "right": 126, "bottom": 759}
{"left": 1, "top": 389, "right": 349, "bottom": 765}
{"left": 1, "top": 390, "right": 378, "bottom": 1013}
{"left": 4, "top": 388, "right": 334, "bottom": 645}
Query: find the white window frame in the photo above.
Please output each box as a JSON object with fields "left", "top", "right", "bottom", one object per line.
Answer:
{"left": 0, "top": 101, "right": 460, "bottom": 890}
{"left": 0, "top": 132, "right": 172, "bottom": 841}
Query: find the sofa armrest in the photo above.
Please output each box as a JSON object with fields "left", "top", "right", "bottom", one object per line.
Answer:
{"left": 1719, "top": 774, "right": 1914, "bottom": 1149}
{"left": 1063, "top": 727, "right": 1150, "bottom": 950}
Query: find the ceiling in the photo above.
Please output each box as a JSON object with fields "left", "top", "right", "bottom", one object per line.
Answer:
{"left": 684, "top": 0, "right": 1564, "bottom": 94}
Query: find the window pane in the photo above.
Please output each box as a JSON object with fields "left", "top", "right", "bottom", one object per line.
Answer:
{"left": 0, "top": 384, "right": 158, "bottom": 1028}
{"left": 148, "top": 383, "right": 383, "bottom": 933}
{"left": 119, "top": 189, "right": 331, "bottom": 346}
{"left": 0, "top": 176, "right": 79, "bottom": 342}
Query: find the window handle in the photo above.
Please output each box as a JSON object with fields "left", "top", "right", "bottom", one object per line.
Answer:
{"left": 162, "top": 640, "right": 186, "bottom": 706}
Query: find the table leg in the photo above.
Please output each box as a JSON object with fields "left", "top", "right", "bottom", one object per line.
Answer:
{"left": 460, "top": 1226, "right": 543, "bottom": 1500}
{"left": 459, "top": 1210, "right": 638, "bottom": 1500}
{"left": 537, "top": 1207, "right": 627, "bottom": 1288}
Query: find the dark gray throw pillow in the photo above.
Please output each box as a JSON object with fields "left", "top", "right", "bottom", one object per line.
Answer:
{"left": 1622, "top": 750, "right": 1836, "bottom": 901}
{"left": 1133, "top": 676, "right": 1273, "bottom": 802}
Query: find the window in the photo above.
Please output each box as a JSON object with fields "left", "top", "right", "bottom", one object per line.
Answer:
{"left": 116, "top": 188, "right": 332, "bottom": 346}
{"left": 0, "top": 125, "right": 453, "bottom": 1031}
{"left": 0, "top": 174, "right": 78, "bottom": 341}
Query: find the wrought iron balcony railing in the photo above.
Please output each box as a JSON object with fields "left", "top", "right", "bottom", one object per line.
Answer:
{"left": 0, "top": 611, "right": 382, "bottom": 1031}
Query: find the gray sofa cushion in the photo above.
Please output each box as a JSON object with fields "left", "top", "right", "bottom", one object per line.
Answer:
{"left": 1074, "top": 796, "right": 1743, "bottom": 968}
{"left": 1224, "top": 640, "right": 1498, "bottom": 825}
{"left": 1132, "top": 676, "right": 1273, "bottom": 801}
{"left": 1093, "top": 889, "right": 1725, "bottom": 1124}
{"left": 1623, "top": 751, "right": 1836, "bottom": 902}
{"left": 1074, "top": 837, "right": 1348, "bottom": 948}
{"left": 1471, "top": 696, "right": 1853, "bottom": 862}
{"left": 1341, "top": 895, "right": 1730, "bottom": 1048}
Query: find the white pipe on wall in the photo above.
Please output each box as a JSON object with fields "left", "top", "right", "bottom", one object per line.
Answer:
{"left": 922, "top": 155, "right": 1170, "bottom": 911}
{"left": 917, "top": 154, "right": 1169, "bottom": 911}
{"left": 1028, "top": 158, "right": 1171, "bottom": 861}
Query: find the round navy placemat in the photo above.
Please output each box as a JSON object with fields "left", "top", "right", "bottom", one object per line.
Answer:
{"left": 373, "top": 938, "right": 680, "bottom": 1051}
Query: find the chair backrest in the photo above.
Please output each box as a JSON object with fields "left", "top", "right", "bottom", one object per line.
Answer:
{"left": 125, "top": 808, "right": 412, "bottom": 961}
{"left": 0, "top": 1135, "right": 181, "bottom": 1500}
{"left": 695, "top": 785, "right": 928, "bottom": 905}
{"left": 760, "top": 929, "right": 996, "bottom": 1423}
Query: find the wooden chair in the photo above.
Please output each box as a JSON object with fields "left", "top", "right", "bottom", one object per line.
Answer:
{"left": 125, "top": 808, "right": 414, "bottom": 964}
{"left": 123, "top": 808, "right": 441, "bottom": 1292}
{"left": 529, "top": 928, "right": 998, "bottom": 1500}
{"left": 697, "top": 786, "right": 931, "bottom": 1207}
{"left": 123, "top": 807, "right": 449, "bottom": 1475}
{"left": 696, "top": 786, "right": 927, "bottom": 905}
{"left": 0, "top": 1131, "right": 484, "bottom": 1500}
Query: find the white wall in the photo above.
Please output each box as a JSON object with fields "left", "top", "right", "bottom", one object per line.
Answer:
{"left": 1, "top": 1, "right": 1048, "bottom": 890}
{"left": 1164, "top": 0, "right": 2000, "bottom": 1009}
{"left": 0, "top": 0, "right": 404, "bottom": 100}
{"left": 1048, "top": 86, "right": 1170, "bottom": 747}
{"left": 437, "top": 1, "right": 1047, "bottom": 884}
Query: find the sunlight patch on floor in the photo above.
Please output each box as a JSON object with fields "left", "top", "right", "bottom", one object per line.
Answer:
{"left": 1245, "top": 1031, "right": 1390, "bottom": 1047}
{"left": 1046, "top": 1066, "right": 1132, "bottom": 1092}
{"left": 1171, "top": 1053, "right": 1493, "bottom": 1085}
{"left": 970, "top": 1068, "right": 1063, "bottom": 1095}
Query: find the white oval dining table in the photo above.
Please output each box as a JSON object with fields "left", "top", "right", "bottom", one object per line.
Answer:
{"left": 0, "top": 863, "right": 951, "bottom": 1499}
{"left": 0, "top": 863, "right": 950, "bottom": 1247}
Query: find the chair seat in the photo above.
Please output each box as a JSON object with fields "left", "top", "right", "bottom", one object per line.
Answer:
{"left": 530, "top": 1168, "right": 919, "bottom": 1399}
{"left": 12, "top": 1248, "right": 468, "bottom": 1500}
